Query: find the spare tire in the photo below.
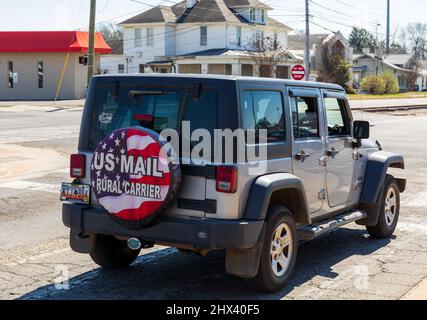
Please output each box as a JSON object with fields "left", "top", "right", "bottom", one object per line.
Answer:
{"left": 90, "top": 127, "right": 181, "bottom": 230}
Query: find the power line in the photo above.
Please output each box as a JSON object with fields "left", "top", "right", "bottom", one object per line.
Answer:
{"left": 330, "top": 0, "right": 410, "bottom": 24}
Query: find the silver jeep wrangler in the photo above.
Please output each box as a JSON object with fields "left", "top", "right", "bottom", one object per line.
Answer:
{"left": 62, "top": 74, "right": 405, "bottom": 292}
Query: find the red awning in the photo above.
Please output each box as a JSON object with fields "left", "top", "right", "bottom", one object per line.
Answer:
{"left": 0, "top": 31, "right": 112, "bottom": 54}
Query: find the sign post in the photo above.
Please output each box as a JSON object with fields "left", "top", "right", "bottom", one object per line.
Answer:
{"left": 291, "top": 65, "right": 306, "bottom": 81}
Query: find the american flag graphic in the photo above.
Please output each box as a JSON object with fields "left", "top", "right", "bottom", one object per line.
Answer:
{"left": 90, "top": 128, "right": 172, "bottom": 222}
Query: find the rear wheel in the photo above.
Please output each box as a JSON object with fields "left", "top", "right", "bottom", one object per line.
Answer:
{"left": 90, "top": 234, "right": 141, "bottom": 269}
{"left": 247, "top": 206, "right": 298, "bottom": 292}
{"left": 367, "top": 175, "right": 400, "bottom": 239}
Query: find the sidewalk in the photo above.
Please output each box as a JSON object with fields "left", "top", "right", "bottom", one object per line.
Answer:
{"left": 401, "top": 278, "right": 427, "bottom": 300}
{"left": 1, "top": 97, "right": 427, "bottom": 112}
{"left": 0, "top": 99, "right": 84, "bottom": 109}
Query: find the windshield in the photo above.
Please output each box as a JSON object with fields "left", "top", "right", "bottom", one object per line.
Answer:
{"left": 88, "top": 85, "right": 218, "bottom": 151}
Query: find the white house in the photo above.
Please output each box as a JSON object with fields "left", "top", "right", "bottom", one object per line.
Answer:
{"left": 288, "top": 31, "right": 353, "bottom": 79}
{"left": 352, "top": 53, "right": 427, "bottom": 92}
{"left": 111, "top": 0, "right": 301, "bottom": 78}
{"left": 100, "top": 39, "right": 125, "bottom": 74}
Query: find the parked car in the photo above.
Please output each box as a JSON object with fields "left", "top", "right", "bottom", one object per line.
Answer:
{"left": 61, "top": 74, "right": 405, "bottom": 292}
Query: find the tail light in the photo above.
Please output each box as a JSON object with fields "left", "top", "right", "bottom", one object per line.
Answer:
{"left": 70, "top": 154, "right": 86, "bottom": 178}
{"left": 216, "top": 166, "right": 238, "bottom": 194}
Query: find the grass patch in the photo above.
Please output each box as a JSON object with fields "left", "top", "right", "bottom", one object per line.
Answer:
{"left": 348, "top": 92, "right": 427, "bottom": 100}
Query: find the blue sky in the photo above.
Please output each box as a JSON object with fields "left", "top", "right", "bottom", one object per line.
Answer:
{"left": 0, "top": 0, "right": 422, "bottom": 38}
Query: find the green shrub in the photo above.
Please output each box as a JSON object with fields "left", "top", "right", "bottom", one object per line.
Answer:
{"left": 361, "top": 75, "right": 386, "bottom": 95}
{"left": 382, "top": 71, "right": 399, "bottom": 94}
{"left": 360, "top": 72, "right": 399, "bottom": 95}
{"left": 344, "top": 84, "right": 356, "bottom": 94}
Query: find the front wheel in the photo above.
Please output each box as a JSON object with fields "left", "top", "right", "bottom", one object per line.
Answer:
{"left": 90, "top": 234, "right": 141, "bottom": 269}
{"left": 247, "top": 205, "right": 298, "bottom": 292}
{"left": 366, "top": 175, "right": 400, "bottom": 239}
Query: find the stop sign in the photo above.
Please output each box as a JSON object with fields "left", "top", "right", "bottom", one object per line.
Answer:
{"left": 291, "top": 65, "right": 306, "bottom": 81}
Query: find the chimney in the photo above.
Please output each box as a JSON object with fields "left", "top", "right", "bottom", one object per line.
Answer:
{"left": 186, "top": 0, "right": 197, "bottom": 8}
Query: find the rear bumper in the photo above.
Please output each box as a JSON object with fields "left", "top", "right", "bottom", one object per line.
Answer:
{"left": 62, "top": 203, "right": 265, "bottom": 251}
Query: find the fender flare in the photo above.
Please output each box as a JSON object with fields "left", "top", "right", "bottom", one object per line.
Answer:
{"left": 357, "top": 151, "right": 405, "bottom": 227}
{"left": 243, "top": 173, "right": 310, "bottom": 224}
{"left": 360, "top": 151, "right": 405, "bottom": 205}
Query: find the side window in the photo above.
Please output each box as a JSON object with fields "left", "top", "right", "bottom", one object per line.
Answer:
{"left": 291, "top": 96, "right": 320, "bottom": 139}
{"left": 134, "top": 28, "right": 142, "bottom": 47}
{"left": 146, "top": 28, "right": 154, "bottom": 47}
{"left": 242, "top": 91, "right": 285, "bottom": 143}
{"left": 324, "top": 98, "right": 351, "bottom": 137}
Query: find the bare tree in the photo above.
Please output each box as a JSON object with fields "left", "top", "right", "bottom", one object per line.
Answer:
{"left": 406, "top": 23, "right": 427, "bottom": 60}
{"left": 402, "top": 55, "right": 422, "bottom": 91}
{"left": 96, "top": 22, "right": 124, "bottom": 42}
{"left": 246, "top": 36, "right": 288, "bottom": 78}
{"left": 388, "top": 26, "right": 407, "bottom": 54}
{"left": 398, "top": 23, "right": 427, "bottom": 91}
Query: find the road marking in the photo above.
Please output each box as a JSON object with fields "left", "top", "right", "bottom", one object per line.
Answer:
{"left": 5, "top": 248, "right": 72, "bottom": 266}
{"left": 0, "top": 125, "right": 79, "bottom": 144}
{"left": 398, "top": 222, "right": 427, "bottom": 233}
{"left": 0, "top": 181, "right": 60, "bottom": 194}
{"left": 402, "top": 192, "right": 427, "bottom": 208}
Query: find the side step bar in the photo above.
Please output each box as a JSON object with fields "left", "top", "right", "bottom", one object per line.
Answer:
{"left": 298, "top": 210, "right": 367, "bottom": 241}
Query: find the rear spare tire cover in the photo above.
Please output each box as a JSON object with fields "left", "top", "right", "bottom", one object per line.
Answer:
{"left": 90, "top": 127, "right": 181, "bottom": 230}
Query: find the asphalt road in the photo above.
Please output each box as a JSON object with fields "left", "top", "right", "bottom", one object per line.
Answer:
{"left": 0, "top": 105, "right": 426, "bottom": 300}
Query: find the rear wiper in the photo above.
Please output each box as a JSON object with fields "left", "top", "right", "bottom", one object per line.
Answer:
{"left": 129, "top": 90, "right": 164, "bottom": 97}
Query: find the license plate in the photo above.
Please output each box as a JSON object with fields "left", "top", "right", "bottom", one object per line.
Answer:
{"left": 60, "top": 183, "right": 91, "bottom": 204}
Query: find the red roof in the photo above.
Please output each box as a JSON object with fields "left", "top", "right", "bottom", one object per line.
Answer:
{"left": 0, "top": 31, "right": 112, "bottom": 54}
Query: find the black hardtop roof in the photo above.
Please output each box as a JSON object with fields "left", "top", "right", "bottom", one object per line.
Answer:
{"left": 93, "top": 74, "right": 344, "bottom": 91}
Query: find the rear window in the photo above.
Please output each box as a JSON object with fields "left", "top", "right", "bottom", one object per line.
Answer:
{"left": 88, "top": 85, "right": 218, "bottom": 150}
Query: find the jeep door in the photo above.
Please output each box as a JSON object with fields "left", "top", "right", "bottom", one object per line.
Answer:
{"left": 322, "top": 90, "right": 358, "bottom": 208}
{"left": 289, "top": 88, "right": 327, "bottom": 214}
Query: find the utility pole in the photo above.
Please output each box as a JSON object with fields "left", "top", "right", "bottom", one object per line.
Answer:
{"left": 305, "top": 0, "right": 310, "bottom": 81}
{"left": 386, "top": 0, "right": 390, "bottom": 54}
{"left": 87, "top": 0, "right": 97, "bottom": 86}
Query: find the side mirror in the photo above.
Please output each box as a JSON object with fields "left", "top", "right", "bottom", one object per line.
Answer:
{"left": 353, "top": 121, "right": 370, "bottom": 140}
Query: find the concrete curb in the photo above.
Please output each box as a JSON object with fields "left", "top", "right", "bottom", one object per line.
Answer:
{"left": 0, "top": 100, "right": 85, "bottom": 108}
{"left": 401, "top": 278, "right": 427, "bottom": 300}
{"left": 351, "top": 105, "right": 427, "bottom": 112}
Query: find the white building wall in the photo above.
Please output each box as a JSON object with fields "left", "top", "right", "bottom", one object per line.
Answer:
{"left": 227, "top": 26, "right": 287, "bottom": 50}
{"left": 164, "top": 26, "right": 176, "bottom": 56}
{"left": 100, "top": 55, "right": 126, "bottom": 74}
{"left": 175, "top": 25, "right": 227, "bottom": 55}
{"left": 123, "top": 25, "right": 167, "bottom": 70}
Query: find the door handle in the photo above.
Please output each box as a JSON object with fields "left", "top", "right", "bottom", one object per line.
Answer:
{"left": 295, "top": 150, "right": 310, "bottom": 162}
{"left": 326, "top": 147, "right": 339, "bottom": 158}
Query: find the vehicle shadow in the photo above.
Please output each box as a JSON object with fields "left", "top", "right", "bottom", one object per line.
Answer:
{"left": 19, "top": 227, "right": 393, "bottom": 300}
